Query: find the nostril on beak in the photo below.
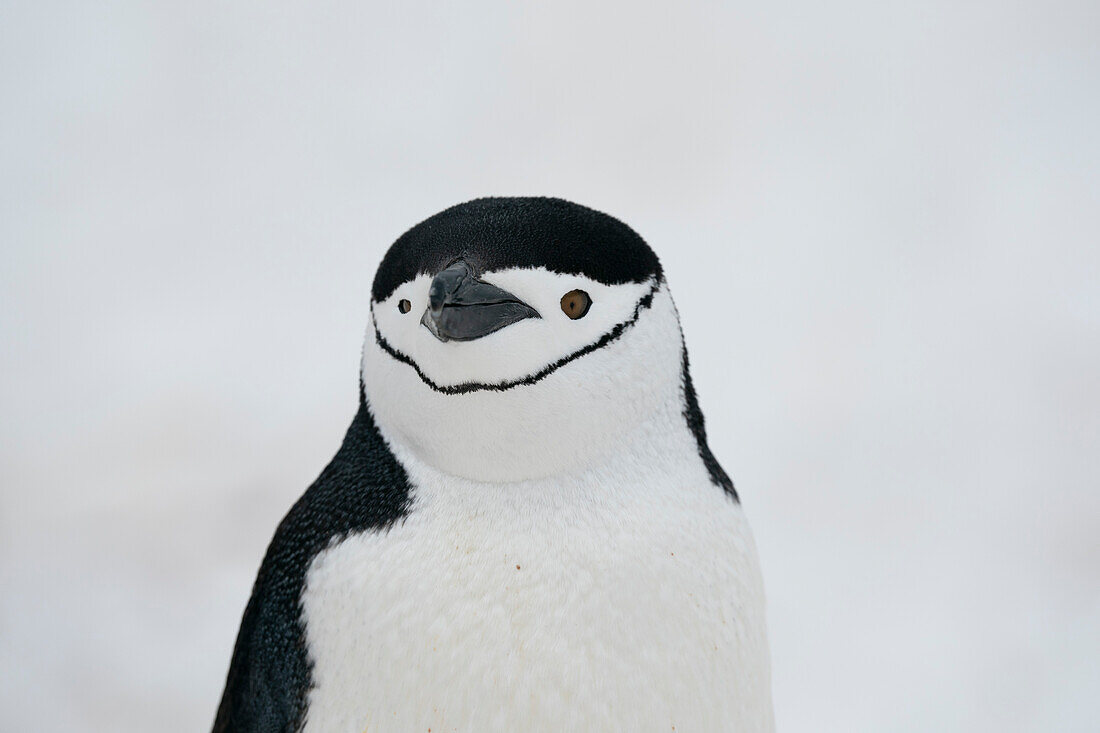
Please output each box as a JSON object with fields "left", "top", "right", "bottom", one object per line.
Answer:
{"left": 428, "top": 279, "right": 447, "bottom": 319}
{"left": 428, "top": 260, "right": 472, "bottom": 319}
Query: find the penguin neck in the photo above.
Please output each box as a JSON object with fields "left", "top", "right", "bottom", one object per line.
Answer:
{"left": 364, "top": 374, "right": 708, "bottom": 496}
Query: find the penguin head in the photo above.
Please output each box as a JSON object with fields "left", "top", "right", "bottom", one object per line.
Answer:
{"left": 362, "top": 197, "right": 691, "bottom": 482}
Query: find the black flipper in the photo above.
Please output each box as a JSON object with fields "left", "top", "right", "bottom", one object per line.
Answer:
{"left": 212, "top": 397, "right": 411, "bottom": 732}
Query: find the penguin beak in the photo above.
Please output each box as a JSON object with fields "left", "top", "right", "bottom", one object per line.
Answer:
{"left": 420, "top": 260, "right": 540, "bottom": 342}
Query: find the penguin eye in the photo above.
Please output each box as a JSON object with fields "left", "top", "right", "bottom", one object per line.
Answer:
{"left": 398, "top": 299, "right": 411, "bottom": 314}
{"left": 560, "top": 289, "right": 591, "bottom": 320}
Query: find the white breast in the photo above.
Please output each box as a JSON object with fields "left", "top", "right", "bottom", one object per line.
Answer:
{"left": 300, "top": 425, "right": 774, "bottom": 733}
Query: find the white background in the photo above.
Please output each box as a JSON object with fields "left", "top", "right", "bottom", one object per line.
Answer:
{"left": 2, "top": 2, "right": 1097, "bottom": 731}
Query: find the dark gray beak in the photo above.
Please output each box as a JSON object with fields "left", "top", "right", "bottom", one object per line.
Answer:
{"left": 420, "top": 260, "right": 540, "bottom": 342}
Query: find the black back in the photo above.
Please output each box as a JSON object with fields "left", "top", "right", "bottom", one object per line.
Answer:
{"left": 212, "top": 397, "right": 410, "bottom": 733}
{"left": 372, "top": 197, "right": 662, "bottom": 302}
{"left": 680, "top": 347, "right": 738, "bottom": 501}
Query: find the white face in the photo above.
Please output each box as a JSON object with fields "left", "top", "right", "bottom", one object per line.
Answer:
{"left": 371, "top": 268, "right": 654, "bottom": 389}
{"left": 362, "top": 267, "right": 687, "bottom": 482}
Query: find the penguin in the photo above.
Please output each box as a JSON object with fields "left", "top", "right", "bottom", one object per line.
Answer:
{"left": 213, "top": 197, "right": 774, "bottom": 733}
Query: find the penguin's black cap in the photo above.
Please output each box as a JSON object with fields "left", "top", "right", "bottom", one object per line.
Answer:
{"left": 372, "top": 197, "right": 663, "bottom": 302}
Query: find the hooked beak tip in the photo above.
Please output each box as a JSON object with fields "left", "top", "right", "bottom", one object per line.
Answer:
{"left": 420, "top": 308, "right": 448, "bottom": 342}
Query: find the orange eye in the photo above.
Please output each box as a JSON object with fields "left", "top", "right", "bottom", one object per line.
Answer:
{"left": 560, "top": 289, "right": 591, "bottom": 319}
{"left": 398, "top": 299, "right": 411, "bottom": 314}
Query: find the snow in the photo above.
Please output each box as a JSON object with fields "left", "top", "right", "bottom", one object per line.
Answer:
{"left": 1, "top": 2, "right": 1097, "bottom": 730}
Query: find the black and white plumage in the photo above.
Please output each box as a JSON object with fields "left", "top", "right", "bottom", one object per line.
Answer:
{"left": 213, "top": 197, "right": 773, "bottom": 732}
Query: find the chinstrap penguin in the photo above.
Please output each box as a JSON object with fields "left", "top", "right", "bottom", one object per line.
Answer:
{"left": 213, "top": 197, "right": 774, "bottom": 732}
